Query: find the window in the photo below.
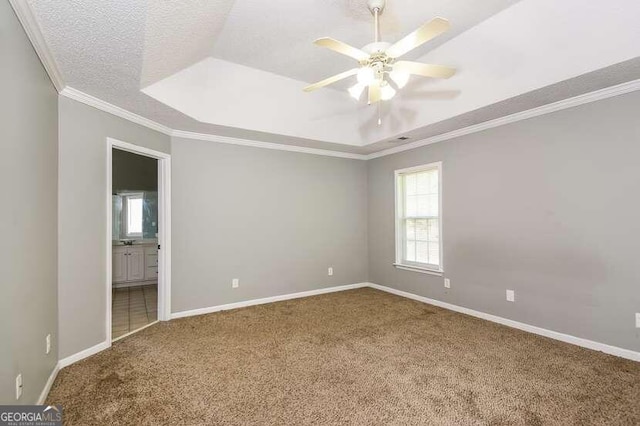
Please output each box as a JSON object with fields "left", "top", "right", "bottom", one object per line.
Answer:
{"left": 395, "top": 162, "right": 442, "bottom": 274}
{"left": 124, "top": 193, "right": 143, "bottom": 238}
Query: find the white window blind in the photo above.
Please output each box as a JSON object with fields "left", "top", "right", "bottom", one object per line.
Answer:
{"left": 395, "top": 163, "right": 442, "bottom": 272}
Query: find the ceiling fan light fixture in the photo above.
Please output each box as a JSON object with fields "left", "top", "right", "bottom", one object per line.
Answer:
{"left": 304, "top": 0, "right": 456, "bottom": 105}
{"left": 348, "top": 83, "right": 366, "bottom": 100}
{"left": 390, "top": 70, "right": 410, "bottom": 89}
{"left": 380, "top": 82, "right": 396, "bottom": 100}
{"left": 357, "top": 67, "right": 376, "bottom": 85}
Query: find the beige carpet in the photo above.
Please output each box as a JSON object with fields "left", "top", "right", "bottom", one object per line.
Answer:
{"left": 47, "top": 288, "right": 640, "bottom": 425}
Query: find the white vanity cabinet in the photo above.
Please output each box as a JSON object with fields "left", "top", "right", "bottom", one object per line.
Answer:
{"left": 112, "top": 243, "right": 158, "bottom": 284}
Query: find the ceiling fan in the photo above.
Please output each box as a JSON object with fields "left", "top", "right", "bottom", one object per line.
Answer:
{"left": 303, "top": 0, "right": 456, "bottom": 104}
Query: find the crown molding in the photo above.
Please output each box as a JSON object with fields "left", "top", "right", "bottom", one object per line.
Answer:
{"left": 61, "top": 76, "right": 640, "bottom": 161}
{"left": 9, "top": 0, "right": 65, "bottom": 92}
{"left": 60, "top": 87, "right": 173, "bottom": 135}
{"left": 365, "top": 78, "right": 640, "bottom": 160}
{"left": 11, "top": 0, "right": 640, "bottom": 161}
{"left": 172, "top": 130, "right": 367, "bottom": 160}
{"left": 60, "top": 86, "right": 366, "bottom": 159}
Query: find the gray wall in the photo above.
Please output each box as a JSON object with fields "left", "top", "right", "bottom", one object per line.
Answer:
{"left": 112, "top": 149, "right": 157, "bottom": 191}
{"left": 51, "top": 63, "right": 640, "bottom": 361}
{"left": 0, "top": 2, "right": 58, "bottom": 404}
{"left": 58, "top": 97, "right": 170, "bottom": 359}
{"left": 368, "top": 90, "right": 640, "bottom": 352}
{"left": 171, "top": 138, "right": 369, "bottom": 313}
{"left": 56, "top": 99, "right": 369, "bottom": 360}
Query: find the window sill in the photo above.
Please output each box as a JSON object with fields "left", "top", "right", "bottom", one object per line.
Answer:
{"left": 393, "top": 263, "right": 443, "bottom": 276}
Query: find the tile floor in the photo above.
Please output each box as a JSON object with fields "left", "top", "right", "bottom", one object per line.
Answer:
{"left": 112, "top": 284, "right": 157, "bottom": 339}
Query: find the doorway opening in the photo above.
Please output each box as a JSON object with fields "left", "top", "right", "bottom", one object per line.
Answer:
{"left": 106, "top": 138, "right": 171, "bottom": 343}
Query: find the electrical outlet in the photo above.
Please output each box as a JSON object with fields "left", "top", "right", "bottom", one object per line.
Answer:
{"left": 506, "top": 289, "right": 515, "bottom": 302}
{"left": 16, "top": 374, "right": 22, "bottom": 400}
{"left": 46, "top": 334, "right": 51, "bottom": 355}
{"left": 328, "top": 267, "right": 333, "bottom": 276}
{"left": 444, "top": 278, "right": 450, "bottom": 288}
{"left": 636, "top": 313, "right": 640, "bottom": 328}
{"left": 232, "top": 278, "right": 239, "bottom": 288}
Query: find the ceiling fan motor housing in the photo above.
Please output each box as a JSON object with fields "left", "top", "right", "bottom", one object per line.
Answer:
{"left": 362, "top": 41, "right": 391, "bottom": 55}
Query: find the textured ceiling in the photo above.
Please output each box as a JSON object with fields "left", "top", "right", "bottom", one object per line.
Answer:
{"left": 26, "top": 0, "right": 640, "bottom": 153}
{"left": 140, "top": 0, "right": 236, "bottom": 88}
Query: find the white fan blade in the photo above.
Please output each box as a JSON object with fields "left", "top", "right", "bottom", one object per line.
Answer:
{"left": 385, "top": 17, "right": 450, "bottom": 59}
{"left": 394, "top": 61, "right": 456, "bottom": 79}
{"left": 303, "top": 68, "right": 359, "bottom": 92}
{"left": 368, "top": 82, "right": 381, "bottom": 104}
{"left": 314, "top": 38, "right": 370, "bottom": 61}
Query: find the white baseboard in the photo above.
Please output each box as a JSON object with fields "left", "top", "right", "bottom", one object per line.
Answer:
{"left": 367, "top": 283, "right": 640, "bottom": 362}
{"left": 58, "top": 340, "right": 110, "bottom": 369}
{"left": 43, "top": 337, "right": 111, "bottom": 403}
{"left": 37, "top": 364, "right": 60, "bottom": 404}
{"left": 171, "top": 283, "right": 368, "bottom": 319}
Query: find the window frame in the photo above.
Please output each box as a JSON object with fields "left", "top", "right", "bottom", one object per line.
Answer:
{"left": 394, "top": 162, "right": 443, "bottom": 275}
{"left": 122, "top": 192, "right": 144, "bottom": 238}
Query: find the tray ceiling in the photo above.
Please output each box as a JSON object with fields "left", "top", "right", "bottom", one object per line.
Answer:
{"left": 25, "top": 0, "right": 640, "bottom": 154}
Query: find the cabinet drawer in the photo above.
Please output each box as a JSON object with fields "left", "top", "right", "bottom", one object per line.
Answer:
{"left": 145, "top": 266, "right": 158, "bottom": 281}
{"left": 146, "top": 253, "right": 158, "bottom": 267}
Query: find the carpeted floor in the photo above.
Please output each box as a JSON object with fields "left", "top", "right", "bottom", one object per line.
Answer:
{"left": 47, "top": 288, "right": 640, "bottom": 425}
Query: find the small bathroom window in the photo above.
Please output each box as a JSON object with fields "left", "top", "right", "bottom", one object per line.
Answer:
{"left": 124, "top": 193, "right": 144, "bottom": 237}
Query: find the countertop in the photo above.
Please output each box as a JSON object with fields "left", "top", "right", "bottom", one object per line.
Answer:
{"left": 112, "top": 239, "right": 158, "bottom": 247}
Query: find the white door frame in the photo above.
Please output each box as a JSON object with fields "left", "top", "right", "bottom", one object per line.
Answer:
{"left": 106, "top": 137, "right": 172, "bottom": 343}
